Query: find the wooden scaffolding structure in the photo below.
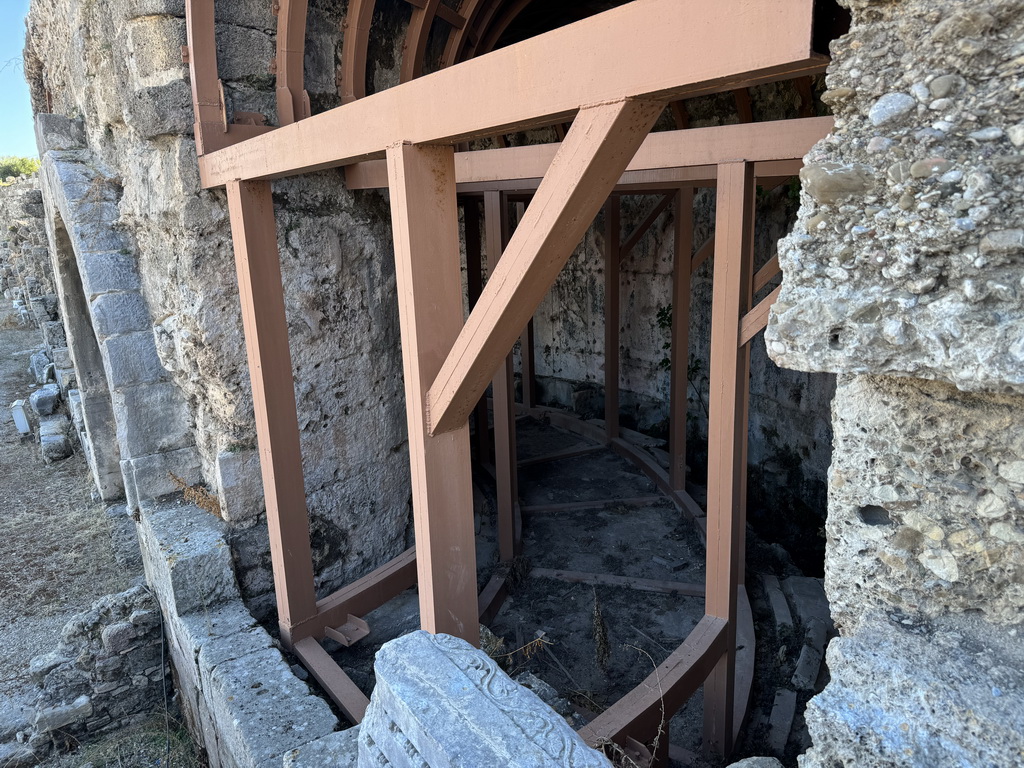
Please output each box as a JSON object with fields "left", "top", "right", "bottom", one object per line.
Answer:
{"left": 183, "top": 0, "right": 831, "bottom": 760}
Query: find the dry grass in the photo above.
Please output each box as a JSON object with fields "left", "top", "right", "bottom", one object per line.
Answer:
{"left": 0, "top": 437, "right": 130, "bottom": 617}
{"left": 39, "top": 713, "right": 204, "bottom": 768}
{"left": 0, "top": 312, "right": 24, "bottom": 330}
{"left": 0, "top": 309, "right": 129, "bottom": 619}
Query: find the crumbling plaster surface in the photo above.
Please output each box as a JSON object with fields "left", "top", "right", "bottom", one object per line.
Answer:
{"left": 762, "top": 0, "right": 1024, "bottom": 765}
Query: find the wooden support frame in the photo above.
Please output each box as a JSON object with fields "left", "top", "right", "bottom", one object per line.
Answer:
{"left": 427, "top": 99, "right": 665, "bottom": 436}
{"left": 670, "top": 188, "right": 694, "bottom": 491}
{"left": 184, "top": 0, "right": 273, "bottom": 154}
{"left": 463, "top": 198, "right": 491, "bottom": 465}
{"left": 344, "top": 117, "right": 834, "bottom": 191}
{"left": 604, "top": 196, "right": 621, "bottom": 441}
{"left": 275, "top": 0, "right": 311, "bottom": 124}
{"left": 196, "top": 0, "right": 829, "bottom": 759}
{"left": 197, "top": 0, "right": 824, "bottom": 183}
{"left": 484, "top": 190, "right": 520, "bottom": 563}
{"left": 387, "top": 142, "right": 479, "bottom": 644}
{"left": 226, "top": 180, "right": 318, "bottom": 645}
{"left": 702, "top": 161, "right": 756, "bottom": 756}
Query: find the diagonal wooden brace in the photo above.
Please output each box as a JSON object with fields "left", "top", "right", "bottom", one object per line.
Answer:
{"left": 425, "top": 98, "right": 665, "bottom": 435}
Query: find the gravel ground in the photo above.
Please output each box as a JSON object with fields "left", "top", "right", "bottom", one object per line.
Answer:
{"left": 0, "top": 306, "right": 130, "bottom": 702}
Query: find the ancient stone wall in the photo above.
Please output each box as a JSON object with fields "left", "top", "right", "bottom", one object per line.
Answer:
{"left": 24, "top": 0, "right": 412, "bottom": 616}
{"left": 765, "top": 0, "right": 1024, "bottom": 764}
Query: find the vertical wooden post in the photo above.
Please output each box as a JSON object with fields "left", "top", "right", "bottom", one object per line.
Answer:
{"left": 604, "top": 196, "right": 621, "bottom": 441}
{"left": 514, "top": 200, "right": 538, "bottom": 410}
{"left": 226, "top": 180, "right": 318, "bottom": 647}
{"left": 464, "top": 199, "right": 491, "bottom": 465}
{"left": 670, "top": 188, "right": 694, "bottom": 491}
{"left": 703, "top": 161, "right": 755, "bottom": 757}
{"left": 386, "top": 142, "right": 479, "bottom": 645}
{"left": 485, "top": 191, "right": 519, "bottom": 562}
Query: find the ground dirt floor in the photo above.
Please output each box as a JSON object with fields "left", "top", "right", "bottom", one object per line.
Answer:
{"left": 0, "top": 303, "right": 202, "bottom": 768}
{"left": 313, "top": 413, "right": 832, "bottom": 767}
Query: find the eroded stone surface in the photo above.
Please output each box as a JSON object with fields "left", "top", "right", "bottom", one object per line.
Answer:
{"left": 826, "top": 375, "right": 1023, "bottom": 631}
{"left": 800, "top": 615, "right": 1024, "bottom": 768}
{"left": 359, "top": 631, "right": 612, "bottom": 768}
{"left": 767, "top": 0, "right": 1024, "bottom": 394}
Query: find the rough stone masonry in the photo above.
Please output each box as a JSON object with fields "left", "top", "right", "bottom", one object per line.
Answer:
{"left": 765, "top": 0, "right": 1024, "bottom": 764}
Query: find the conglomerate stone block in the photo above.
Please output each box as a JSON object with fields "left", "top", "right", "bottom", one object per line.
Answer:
{"left": 800, "top": 615, "right": 1024, "bottom": 768}
{"left": 358, "top": 631, "right": 612, "bottom": 768}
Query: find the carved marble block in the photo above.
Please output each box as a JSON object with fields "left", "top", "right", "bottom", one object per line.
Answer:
{"left": 358, "top": 631, "right": 612, "bottom": 768}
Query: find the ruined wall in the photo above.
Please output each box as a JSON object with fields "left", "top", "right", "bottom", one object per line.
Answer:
{"left": 764, "top": 0, "right": 1024, "bottom": 763}
{"left": 24, "top": 0, "right": 412, "bottom": 615}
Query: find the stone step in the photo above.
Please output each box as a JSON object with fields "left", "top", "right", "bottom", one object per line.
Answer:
{"left": 781, "top": 576, "right": 834, "bottom": 636}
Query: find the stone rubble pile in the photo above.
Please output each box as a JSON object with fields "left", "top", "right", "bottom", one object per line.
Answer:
{"left": 0, "top": 587, "right": 168, "bottom": 765}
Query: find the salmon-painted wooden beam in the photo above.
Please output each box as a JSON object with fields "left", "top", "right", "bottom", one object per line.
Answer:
{"left": 275, "top": 0, "right": 311, "bottom": 124}
{"left": 198, "top": 0, "right": 823, "bottom": 187}
{"left": 426, "top": 99, "right": 665, "bottom": 436}
{"left": 343, "top": 117, "right": 834, "bottom": 191}
{"left": 386, "top": 142, "right": 479, "bottom": 644}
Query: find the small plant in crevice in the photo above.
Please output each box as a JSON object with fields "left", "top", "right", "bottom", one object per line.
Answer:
{"left": 654, "top": 302, "right": 711, "bottom": 420}
{"left": 169, "top": 472, "right": 223, "bottom": 520}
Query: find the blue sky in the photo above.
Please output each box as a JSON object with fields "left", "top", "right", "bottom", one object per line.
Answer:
{"left": 0, "top": 0, "right": 37, "bottom": 158}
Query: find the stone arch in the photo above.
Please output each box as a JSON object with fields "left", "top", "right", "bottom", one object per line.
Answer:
{"left": 36, "top": 114, "right": 202, "bottom": 509}
{"left": 50, "top": 210, "right": 123, "bottom": 499}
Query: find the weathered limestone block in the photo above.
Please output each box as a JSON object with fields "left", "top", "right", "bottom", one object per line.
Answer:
{"left": 800, "top": 616, "right": 1024, "bottom": 768}
{"left": 90, "top": 292, "right": 152, "bottom": 338}
{"left": 39, "top": 414, "right": 73, "bottom": 463}
{"left": 136, "top": 497, "right": 237, "bottom": 616}
{"left": 112, "top": 381, "right": 194, "bottom": 456}
{"left": 767, "top": 0, "right": 1024, "bottom": 395}
{"left": 214, "top": 448, "right": 264, "bottom": 523}
{"left": 125, "top": 15, "right": 187, "bottom": 89}
{"left": 284, "top": 729, "right": 360, "bottom": 767}
{"left": 29, "top": 348, "right": 51, "bottom": 383}
{"left": 29, "top": 383, "right": 61, "bottom": 416}
{"left": 359, "top": 631, "right": 612, "bottom": 768}
{"left": 121, "top": 446, "right": 203, "bottom": 511}
{"left": 34, "top": 114, "right": 86, "bottom": 153}
{"left": 826, "top": 375, "right": 1024, "bottom": 632}
{"left": 78, "top": 251, "right": 144, "bottom": 300}
{"left": 99, "top": 331, "right": 167, "bottom": 388}
{"left": 203, "top": 647, "right": 337, "bottom": 768}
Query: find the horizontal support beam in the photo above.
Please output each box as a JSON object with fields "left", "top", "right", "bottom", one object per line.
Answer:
{"left": 198, "top": 0, "right": 823, "bottom": 187}
{"left": 345, "top": 118, "right": 833, "bottom": 190}
{"left": 517, "top": 443, "right": 604, "bottom": 468}
{"left": 308, "top": 547, "right": 417, "bottom": 638}
{"left": 532, "top": 568, "right": 704, "bottom": 597}
{"left": 578, "top": 614, "right": 727, "bottom": 747}
{"left": 739, "top": 284, "right": 782, "bottom": 346}
{"left": 292, "top": 638, "right": 370, "bottom": 724}
{"left": 521, "top": 495, "right": 665, "bottom": 515}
